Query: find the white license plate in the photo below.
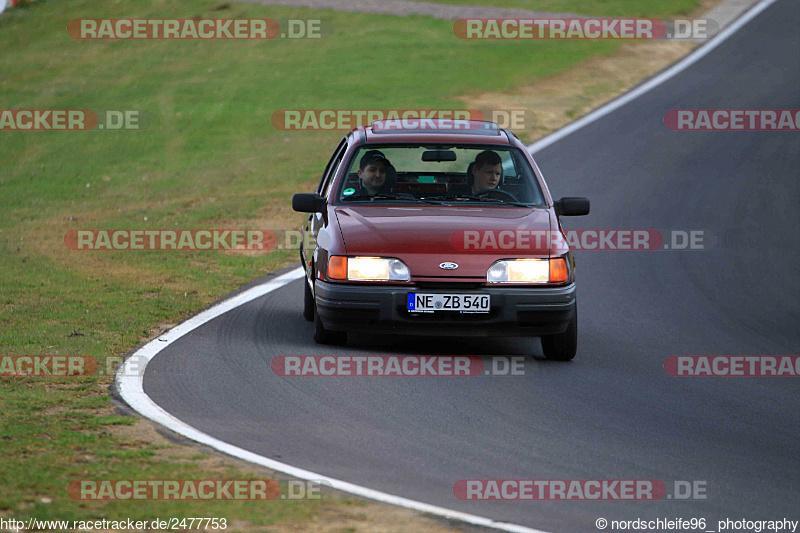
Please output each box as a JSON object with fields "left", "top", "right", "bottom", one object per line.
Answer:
{"left": 407, "top": 293, "right": 490, "bottom": 313}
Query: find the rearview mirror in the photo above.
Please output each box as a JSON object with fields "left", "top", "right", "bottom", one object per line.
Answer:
{"left": 421, "top": 150, "right": 457, "bottom": 162}
{"left": 555, "top": 197, "right": 590, "bottom": 216}
{"left": 292, "top": 193, "right": 326, "bottom": 213}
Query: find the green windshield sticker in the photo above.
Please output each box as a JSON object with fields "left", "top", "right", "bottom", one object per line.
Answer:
{"left": 418, "top": 175, "right": 435, "bottom": 183}
{"left": 343, "top": 188, "right": 355, "bottom": 196}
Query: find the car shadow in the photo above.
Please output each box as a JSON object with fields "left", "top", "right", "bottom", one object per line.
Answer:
{"left": 344, "top": 331, "right": 544, "bottom": 359}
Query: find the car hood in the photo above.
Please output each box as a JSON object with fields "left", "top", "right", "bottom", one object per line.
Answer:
{"left": 334, "top": 205, "right": 553, "bottom": 278}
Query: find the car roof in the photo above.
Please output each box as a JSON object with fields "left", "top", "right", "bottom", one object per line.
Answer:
{"left": 355, "top": 120, "right": 516, "bottom": 145}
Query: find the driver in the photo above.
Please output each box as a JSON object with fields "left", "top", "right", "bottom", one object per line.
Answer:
{"left": 356, "top": 150, "right": 395, "bottom": 196}
{"left": 466, "top": 150, "right": 503, "bottom": 195}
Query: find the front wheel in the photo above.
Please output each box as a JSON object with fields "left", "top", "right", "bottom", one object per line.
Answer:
{"left": 314, "top": 301, "right": 347, "bottom": 345}
{"left": 540, "top": 308, "right": 577, "bottom": 361}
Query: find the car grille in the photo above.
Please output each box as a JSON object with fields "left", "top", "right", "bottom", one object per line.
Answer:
{"left": 410, "top": 282, "right": 486, "bottom": 290}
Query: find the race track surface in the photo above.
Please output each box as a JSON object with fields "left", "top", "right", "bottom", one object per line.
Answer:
{"left": 143, "top": 1, "right": 800, "bottom": 530}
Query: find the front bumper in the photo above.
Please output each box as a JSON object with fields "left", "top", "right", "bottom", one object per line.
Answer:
{"left": 314, "top": 279, "right": 576, "bottom": 337}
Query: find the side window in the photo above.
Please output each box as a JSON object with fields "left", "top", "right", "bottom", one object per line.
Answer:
{"left": 317, "top": 138, "right": 348, "bottom": 195}
{"left": 501, "top": 152, "right": 517, "bottom": 177}
{"left": 323, "top": 146, "right": 347, "bottom": 198}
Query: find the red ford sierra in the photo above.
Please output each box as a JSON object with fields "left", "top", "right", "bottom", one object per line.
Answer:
{"left": 292, "top": 120, "right": 589, "bottom": 360}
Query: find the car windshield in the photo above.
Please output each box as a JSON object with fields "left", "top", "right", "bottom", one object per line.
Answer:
{"left": 335, "top": 145, "right": 545, "bottom": 206}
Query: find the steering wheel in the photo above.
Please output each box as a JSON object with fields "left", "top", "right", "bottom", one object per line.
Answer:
{"left": 474, "top": 188, "right": 520, "bottom": 203}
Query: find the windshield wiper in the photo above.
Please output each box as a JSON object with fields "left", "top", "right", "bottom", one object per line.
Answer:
{"left": 421, "top": 195, "right": 534, "bottom": 208}
{"left": 432, "top": 195, "right": 478, "bottom": 201}
{"left": 342, "top": 194, "right": 441, "bottom": 205}
{"left": 342, "top": 193, "right": 397, "bottom": 201}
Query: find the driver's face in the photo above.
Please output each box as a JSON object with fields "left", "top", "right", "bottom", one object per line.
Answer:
{"left": 472, "top": 163, "right": 502, "bottom": 192}
{"left": 358, "top": 160, "right": 388, "bottom": 195}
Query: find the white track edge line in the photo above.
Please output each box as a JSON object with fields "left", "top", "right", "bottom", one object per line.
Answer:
{"left": 116, "top": 267, "right": 546, "bottom": 533}
{"left": 117, "top": 4, "right": 776, "bottom": 530}
{"left": 527, "top": 0, "right": 779, "bottom": 154}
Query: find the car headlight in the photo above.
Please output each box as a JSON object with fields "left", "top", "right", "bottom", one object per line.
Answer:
{"left": 487, "top": 258, "right": 568, "bottom": 284}
{"left": 327, "top": 256, "right": 410, "bottom": 281}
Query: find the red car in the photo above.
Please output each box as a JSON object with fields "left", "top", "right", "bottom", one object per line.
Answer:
{"left": 292, "top": 120, "right": 589, "bottom": 360}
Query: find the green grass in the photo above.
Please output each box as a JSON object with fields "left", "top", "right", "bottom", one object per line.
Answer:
{"left": 0, "top": 0, "right": 701, "bottom": 528}
{"left": 407, "top": 0, "right": 701, "bottom": 18}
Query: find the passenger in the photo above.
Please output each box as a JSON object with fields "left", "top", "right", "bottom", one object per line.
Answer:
{"left": 466, "top": 150, "right": 503, "bottom": 194}
{"left": 356, "top": 150, "right": 395, "bottom": 196}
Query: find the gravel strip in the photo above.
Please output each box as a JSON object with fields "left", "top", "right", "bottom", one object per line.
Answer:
{"left": 231, "top": 0, "right": 580, "bottom": 20}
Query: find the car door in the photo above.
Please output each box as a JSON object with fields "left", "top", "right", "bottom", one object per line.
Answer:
{"left": 301, "top": 137, "right": 348, "bottom": 281}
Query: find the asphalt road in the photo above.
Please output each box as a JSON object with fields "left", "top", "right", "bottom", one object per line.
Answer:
{"left": 143, "top": 1, "right": 800, "bottom": 530}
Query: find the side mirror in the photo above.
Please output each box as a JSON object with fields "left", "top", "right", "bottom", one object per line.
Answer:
{"left": 555, "top": 197, "right": 590, "bottom": 216}
{"left": 292, "top": 193, "right": 326, "bottom": 213}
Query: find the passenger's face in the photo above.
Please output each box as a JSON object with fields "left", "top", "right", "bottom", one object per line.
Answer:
{"left": 358, "top": 160, "right": 388, "bottom": 195}
{"left": 472, "top": 163, "right": 502, "bottom": 192}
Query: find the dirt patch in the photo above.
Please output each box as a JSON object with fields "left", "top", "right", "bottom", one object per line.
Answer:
{"left": 462, "top": 40, "right": 697, "bottom": 143}
{"left": 235, "top": 0, "right": 578, "bottom": 20}
{"left": 460, "top": 0, "right": 727, "bottom": 143}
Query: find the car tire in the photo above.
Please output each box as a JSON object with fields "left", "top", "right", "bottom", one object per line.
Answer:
{"left": 313, "top": 301, "right": 347, "bottom": 345}
{"left": 303, "top": 278, "right": 314, "bottom": 322}
{"left": 540, "top": 308, "right": 577, "bottom": 361}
